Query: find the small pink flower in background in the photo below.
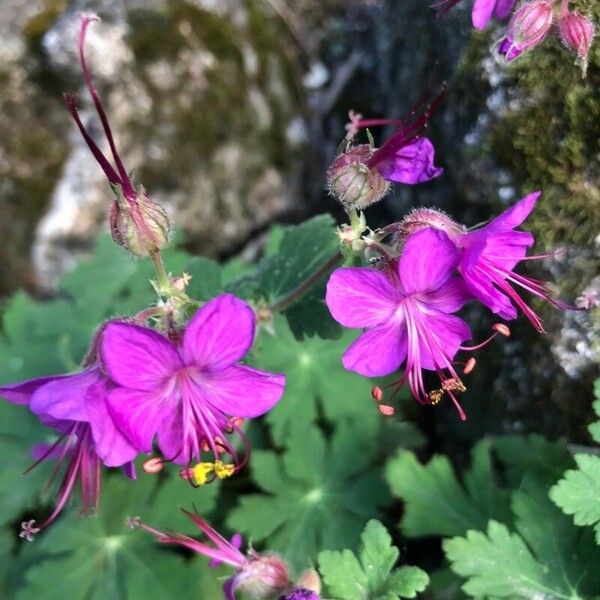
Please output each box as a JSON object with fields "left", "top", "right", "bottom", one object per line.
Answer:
{"left": 558, "top": 8, "right": 596, "bottom": 75}
{"left": 0, "top": 364, "right": 138, "bottom": 539}
{"left": 456, "top": 191, "right": 572, "bottom": 332}
{"left": 131, "top": 511, "right": 289, "bottom": 600}
{"left": 497, "top": 0, "right": 554, "bottom": 61}
{"left": 431, "top": 0, "right": 517, "bottom": 30}
{"left": 326, "top": 228, "right": 472, "bottom": 418}
{"left": 102, "top": 294, "right": 285, "bottom": 470}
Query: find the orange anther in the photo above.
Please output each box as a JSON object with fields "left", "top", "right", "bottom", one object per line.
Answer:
{"left": 492, "top": 323, "right": 510, "bottom": 337}
{"left": 371, "top": 386, "right": 384, "bottom": 402}
{"left": 142, "top": 457, "right": 164, "bottom": 474}
{"left": 378, "top": 404, "right": 395, "bottom": 416}
{"left": 463, "top": 357, "right": 476, "bottom": 374}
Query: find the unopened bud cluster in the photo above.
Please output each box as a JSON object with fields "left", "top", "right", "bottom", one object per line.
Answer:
{"left": 497, "top": 0, "right": 596, "bottom": 74}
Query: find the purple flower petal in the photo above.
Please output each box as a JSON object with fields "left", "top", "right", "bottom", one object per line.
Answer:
{"left": 377, "top": 137, "right": 442, "bottom": 185}
{"left": 480, "top": 230, "right": 534, "bottom": 271}
{"left": 417, "top": 312, "right": 471, "bottom": 370}
{"left": 420, "top": 277, "right": 472, "bottom": 313}
{"left": 85, "top": 380, "right": 138, "bottom": 467}
{"left": 156, "top": 408, "right": 188, "bottom": 464}
{"left": 205, "top": 365, "right": 285, "bottom": 418}
{"left": 399, "top": 228, "right": 459, "bottom": 294}
{"left": 460, "top": 264, "right": 517, "bottom": 319}
{"left": 342, "top": 320, "right": 407, "bottom": 377}
{"left": 107, "top": 387, "right": 171, "bottom": 453}
{"left": 326, "top": 268, "right": 401, "bottom": 328}
{"left": 485, "top": 191, "right": 540, "bottom": 233}
{"left": 29, "top": 369, "right": 100, "bottom": 423}
{"left": 0, "top": 375, "right": 67, "bottom": 406}
{"left": 101, "top": 322, "right": 182, "bottom": 391}
{"left": 472, "top": 0, "right": 496, "bottom": 29}
{"left": 494, "top": 0, "right": 516, "bottom": 19}
{"left": 183, "top": 294, "right": 255, "bottom": 370}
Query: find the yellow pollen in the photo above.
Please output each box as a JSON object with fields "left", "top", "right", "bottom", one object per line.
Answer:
{"left": 191, "top": 462, "right": 214, "bottom": 486}
{"left": 214, "top": 460, "right": 235, "bottom": 480}
{"left": 428, "top": 389, "right": 444, "bottom": 405}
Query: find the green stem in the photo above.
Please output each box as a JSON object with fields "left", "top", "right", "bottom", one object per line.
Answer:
{"left": 269, "top": 250, "right": 342, "bottom": 313}
{"left": 149, "top": 249, "right": 171, "bottom": 294}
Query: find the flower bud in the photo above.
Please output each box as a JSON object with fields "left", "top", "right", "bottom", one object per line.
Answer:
{"left": 327, "top": 145, "right": 390, "bottom": 210}
{"left": 110, "top": 187, "right": 171, "bottom": 257}
{"left": 498, "top": 0, "right": 554, "bottom": 61}
{"left": 239, "top": 554, "right": 289, "bottom": 599}
{"left": 390, "top": 208, "right": 466, "bottom": 247}
{"left": 558, "top": 11, "right": 595, "bottom": 76}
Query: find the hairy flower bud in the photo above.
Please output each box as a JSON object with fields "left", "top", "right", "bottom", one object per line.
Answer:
{"left": 239, "top": 554, "right": 289, "bottom": 599}
{"left": 498, "top": 0, "right": 554, "bottom": 61}
{"left": 327, "top": 145, "right": 390, "bottom": 210}
{"left": 110, "top": 187, "right": 171, "bottom": 257}
{"left": 558, "top": 11, "right": 595, "bottom": 76}
{"left": 389, "top": 207, "right": 466, "bottom": 247}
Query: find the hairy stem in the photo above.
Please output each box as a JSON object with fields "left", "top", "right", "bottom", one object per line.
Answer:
{"left": 269, "top": 251, "right": 342, "bottom": 313}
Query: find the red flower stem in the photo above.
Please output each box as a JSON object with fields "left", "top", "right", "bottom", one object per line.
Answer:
{"left": 269, "top": 250, "right": 342, "bottom": 313}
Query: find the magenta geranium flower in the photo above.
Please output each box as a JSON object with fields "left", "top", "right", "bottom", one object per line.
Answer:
{"left": 0, "top": 365, "right": 138, "bottom": 539}
{"left": 326, "top": 228, "right": 472, "bottom": 418}
{"left": 101, "top": 294, "right": 285, "bottom": 468}
{"left": 327, "top": 91, "right": 444, "bottom": 211}
{"left": 456, "top": 191, "right": 571, "bottom": 332}
{"left": 131, "top": 511, "right": 289, "bottom": 600}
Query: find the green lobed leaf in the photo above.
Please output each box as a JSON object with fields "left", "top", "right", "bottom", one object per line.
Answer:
{"left": 318, "top": 520, "right": 429, "bottom": 600}
{"left": 14, "top": 470, "right": 222, "bottom": 600}
{"left": 227, "top": 423, "right": 390, "bottom": 572}
{"left": 254, "top": 317, "right": 378, "bottom": 444}
{"left": 493, "top": 434, "right": 573, "bottom": 488}
{"left": 385, "top": 440, "right": 511, "bottom": 538}
{"left": 444, "top": 481, "right": 600, "bottom": 599}
{"left": 550, "top": 453, "right": 600, "bottom": 544}
{"left": 588, "top": 379, "right": 600, "bottom": 444}
{"left": 443, "top": 521, "right": 549, "bottom": 599}
{"left": 253, "top": 215, "right": 341, "bottom": 340}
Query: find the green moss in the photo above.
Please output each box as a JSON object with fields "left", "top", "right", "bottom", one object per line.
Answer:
{"left": 486, "top": 2, "right": 600, "bottom": 247}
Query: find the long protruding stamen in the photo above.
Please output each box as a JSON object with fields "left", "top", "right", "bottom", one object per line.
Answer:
{"left": 459, "top": 323, "right": 510, "bottom": 351}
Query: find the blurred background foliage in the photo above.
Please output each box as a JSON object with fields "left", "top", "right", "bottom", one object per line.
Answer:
{"left": 0, "top": 0, "right": 599, "bottom": 598}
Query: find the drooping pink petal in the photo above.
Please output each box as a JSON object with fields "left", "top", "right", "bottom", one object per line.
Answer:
{"left": 0, "top": 375, "right": 67, "bottom": 406}
{"left": 29, "top": 368, "right": 100, "bottom": 423}
{"left": 183, "top": 294, "right": 255, "bottom": 370}
{"left": 202, "top": 365, "right": 285, "bottom": 418}
{"left": 101, "top": 322, "right": 182, "bottom": 391}
{"left": 107, "top": 387, "right": 172, "bottom": 453}
{"left": 85, "top": 380, "right": 138, "bottom": 467}
{"left": 416, "top": 311, "right": 471, "bottom": 370}
{"left": 485, "top": 191, "right": 540, "bottom": 233}
{"left": 461, "top": 265, "right": 517, "bottom": 319}
{"left": 376, "top": 138, "right": 442, "bottom": 185}
{"left": 494, "top": 0, "right": 516, "bottom": 19}
{"left": 472, "top": 0, "right": 496, "bottom": 29}
{"left": 326, "top": 267, "right": 401, "bottom": 328}
{"left": 342, "top": 320, "right": 407, "bottom": 377}
{"left": 420, "top": 277, "right": 472, "bottom": 313}
{"left": 399, "top": 228, "right": 459, "bottom": 294}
